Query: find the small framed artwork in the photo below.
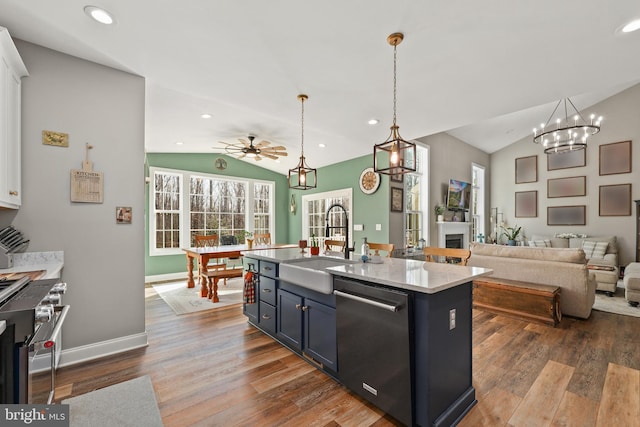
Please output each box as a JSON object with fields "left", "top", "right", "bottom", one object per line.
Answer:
{"left": 599, "top": 184, "right": 631, "bottom": 216}
{"left": 116, "top": 206, "right": 132, "bottom": 224}
{"left": 547, "top": 176, "right": 586, "bottom": 198}
{"left": 547, "top": 149, "right": 586, "bottom": 171}
{"left": 390, "top": 187, "right": 404, "bottom": 212}
{"left": 599, "top": 140, "right": 632, "bottom": 175}
{"left": 547, "top": 205, "right": 586, "bottom": 226}
{"left": 515, "top": 155, "right": 537, "bottom": 183}
{"left": 515, "top": 191, "right": 537, "bottom": 217}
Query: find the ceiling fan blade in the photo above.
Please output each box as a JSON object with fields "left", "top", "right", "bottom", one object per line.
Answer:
{"left": 225, "top": 146, "right": 244, "bottom": 155}
{"left": 238, "top": 138, "right": 251, "bottom": 147}
{"left": 254, "top": 155, "right": 262, "bottom": 161}
{"left": 261, "top": 153, "right": 278, "bottom": 160}
{"left": 237, "top": 153, "right": 246, "bottom": 159}
{"left": 263, "top": 145, "right": 286, "bottom": 151}
{"left": 255, "top": 140, "right": 271, "bottom": 148}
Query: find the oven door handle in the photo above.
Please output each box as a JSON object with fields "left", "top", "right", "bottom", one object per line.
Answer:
{"left": 44, "top": 305, "right": 70, "bottom": 349}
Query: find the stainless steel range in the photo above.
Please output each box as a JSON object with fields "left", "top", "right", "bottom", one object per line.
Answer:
{"left": 0, "top": 275, "right": 69, "bottom": 404}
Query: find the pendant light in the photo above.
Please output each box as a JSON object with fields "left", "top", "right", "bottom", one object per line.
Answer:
{"left": 288, "top": 94, "right": 317, "bottom": 190}
{"left": 373, "top": 32, "right": 416, "bottom": 175}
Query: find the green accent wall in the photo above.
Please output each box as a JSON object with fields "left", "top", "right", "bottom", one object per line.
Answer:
{"left": 145, "top": 153, "right": 289, "bottom": 276}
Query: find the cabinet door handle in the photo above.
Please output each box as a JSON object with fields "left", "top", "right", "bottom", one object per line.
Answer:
{"left": 301, "top": 305, "right": 308, "bottom": 312}
{"left": 9, "top": 191, "right": 18, "bottom": 196}
{"left": 262, "top": 288, "right": 272, "bottom": 293}
{"left": 263, "top": 266, "right": 272, "bottom": 271}
{"left": 295, "top": 304, "right": 302, "bottom": 310}
{"left": 262, "top": 314, "right": 271, "bottom": 320}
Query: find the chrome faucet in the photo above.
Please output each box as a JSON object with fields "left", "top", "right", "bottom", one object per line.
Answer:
{"left": 325, "top": 203, "right": 351, "bottom": 259}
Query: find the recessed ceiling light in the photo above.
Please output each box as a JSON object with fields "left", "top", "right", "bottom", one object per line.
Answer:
{"left": 175, "top": 141, "right": 183, "bottom": 145}
{"left": 201, "top": 113, "right": 212, "bottom": 119}
{"left": 318, "top": 143, "right": 326, "bottom": 148}
{"left": 368, "top": 119, "right": 379, "bottom": 125}
{"left": 84, "top": 6, "right": 115, "bottom": 25}
{"left": 622, "top": 19, "right": 640, "bottom": 33}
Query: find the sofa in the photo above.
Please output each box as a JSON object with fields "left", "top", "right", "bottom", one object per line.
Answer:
{"left": 529, "top": 235, "right": 619, "bottom": 296}
{"left": 467, "top": 243, "right": 597, "bottom": 319}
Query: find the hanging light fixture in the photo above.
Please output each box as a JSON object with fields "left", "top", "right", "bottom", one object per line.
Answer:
{"left": 374, "top": 32, "right": 416, "bottom": 175}
{"left": 533, "top": 97, "right": 602, "bottom": 154}
{"left": 288, "top": 94, "right": 317, "bottom": 189}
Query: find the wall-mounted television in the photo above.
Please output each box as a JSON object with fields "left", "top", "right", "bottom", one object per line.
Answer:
{"left": 446, "top": 179, "right": 472, "bottom": 211}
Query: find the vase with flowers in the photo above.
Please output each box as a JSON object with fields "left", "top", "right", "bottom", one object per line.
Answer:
{"left": 310, "top": 234, "right": 320, "bottom": 255}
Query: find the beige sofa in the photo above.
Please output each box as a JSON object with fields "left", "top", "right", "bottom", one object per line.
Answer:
{"left": 529, "top": 235, "right": 619, "bottom": 295}
{"left": 467, "top": 243, "right": 597, "bottom": 319}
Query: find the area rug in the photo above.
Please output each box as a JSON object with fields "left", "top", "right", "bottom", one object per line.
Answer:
{"left": 62, "top": 375, "right": 163, "bottom": 427}
{"left": 593, "top": 283, "right": 640, "bottom": 318}
{"left": 152, "top": 277, "right": 244, "bottom": 315}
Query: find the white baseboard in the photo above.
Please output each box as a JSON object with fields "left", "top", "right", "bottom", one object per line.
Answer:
{"left": 30, "top": 332, "right": 149, "bottom": 373}
{"left": 145, "top": 272, "right": 188, "bottom": 283}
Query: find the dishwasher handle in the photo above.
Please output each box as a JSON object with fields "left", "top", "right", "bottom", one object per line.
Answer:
{"left": 333, "top": 289, "right": 400, "bottom": 312}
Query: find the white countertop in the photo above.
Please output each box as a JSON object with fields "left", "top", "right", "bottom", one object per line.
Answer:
{"left": 0, "top": 251, "right": 64, "bottom": 279}
{"left": 244, "top": 247, "right": 492, "bottom": 294}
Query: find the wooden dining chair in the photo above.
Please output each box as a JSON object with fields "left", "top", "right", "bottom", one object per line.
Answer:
{"left": 422, "top": 246, "right": 471, "bottom": 266}
{"left": 324, "top": 239, "right": 346, "bottom": 252}
{"left": 195, "top": 234, "right": 227, "bottom": 283}
{"left": 219, "top": 234, "right": 242, "bottom": 274}
{"left": 253, "top": 233, "right": 271, "bottom": 245}
{"left": 367, "top": 242, "right": 395, "bottom": 257}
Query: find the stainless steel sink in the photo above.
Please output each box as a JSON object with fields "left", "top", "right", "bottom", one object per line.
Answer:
{"left": 279, "top": 257, "right": 356, "bottom": 294}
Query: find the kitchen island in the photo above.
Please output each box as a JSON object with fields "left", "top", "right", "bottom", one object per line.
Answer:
{"left": 241, "top": 248, "right": 492, "bottom": 426}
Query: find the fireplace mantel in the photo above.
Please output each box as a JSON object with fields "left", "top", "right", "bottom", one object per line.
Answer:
{"left": 437, "top": 221, "right": 473, "bottom": 249}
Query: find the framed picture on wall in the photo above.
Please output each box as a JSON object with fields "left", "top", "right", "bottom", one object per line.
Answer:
{"left": 547, "top": 205, "right": 586, "bottom": 226}
{"left": 515, "top": 155, "right": 537, "bottom": 183}
{"left": 547, "top": 149, "right": 586, "bottom": 171}
{"left": 599, "top": 183, "right": 631, "bottom": 216}
{"left": 599, "top": 140, "right": 632, "bottom": 175}
{"left": 515, "top": 191, "right": 537, "bottom": 217}
{"left": 547, "top": 176, "right": 586, "bottom": 198}
{"left": 390, "top": 187, "right": 404, "bottom": 212}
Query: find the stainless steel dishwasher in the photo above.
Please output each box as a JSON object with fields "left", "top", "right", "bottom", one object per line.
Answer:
{"left": 334, "top": 277, "right": 413, "bottom": 426}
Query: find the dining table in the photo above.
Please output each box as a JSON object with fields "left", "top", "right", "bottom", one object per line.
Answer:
{"left": 182, "top": 243, "right": 298, "bottom": 298}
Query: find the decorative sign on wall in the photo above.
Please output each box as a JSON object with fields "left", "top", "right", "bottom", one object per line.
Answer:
{"left": 70, "top": 143, "right": 104, "bottom": 203}
{"left": 116, "top": 207, "right": 132, "bottom": 224}
{"left": 515, "top": 155, "right": 537, "bottom": 184}
{"left": 547, "top": 149, "right": 585, "bottom": 171}
{"left": 42, "top": 130, "right": 69, "bottom": 147}
{"left": 599, "top": 140, "right": 632, "bottom": 176}
{"left": 599, "top": 183, "right": 632, "bottom": 216}
{"left": 547, "top": 205, "right": 586, "bottom": 226}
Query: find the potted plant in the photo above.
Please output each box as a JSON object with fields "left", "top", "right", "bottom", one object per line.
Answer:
{"left": 500, "top": 225, "right": 522, "bottom": 246}
{"left": 310, "top": 234, "right": 320, "bottom": 255}
{"left": 434, "top": 204, "right": 445, "bottom": 222}
{"left": 239, "top": 230, "right": 254, "bottom": 248}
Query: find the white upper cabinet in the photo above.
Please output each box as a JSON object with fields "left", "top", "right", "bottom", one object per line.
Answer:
{"left": 0, "top": 27, "right": 28, "bottom": 209}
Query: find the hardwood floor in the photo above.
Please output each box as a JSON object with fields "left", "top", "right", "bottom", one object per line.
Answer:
{"left": 34, "top": 287, "right": 640, "bottom": 426}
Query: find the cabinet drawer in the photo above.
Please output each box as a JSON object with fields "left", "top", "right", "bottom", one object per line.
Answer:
{"left": 260, "top": 277, "right": 277, "bottom": 306}
{"left": 260, "top": 261, "right": 278, "bottom": 278}
{"left": 259, "top": 301, "right": 276, "bottom": 334}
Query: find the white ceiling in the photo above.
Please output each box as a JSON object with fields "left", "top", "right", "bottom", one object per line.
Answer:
{"left": 1, "top": 1, "right": 639, "bottom": 175}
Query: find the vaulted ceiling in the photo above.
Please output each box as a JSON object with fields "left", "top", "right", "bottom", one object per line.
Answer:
{"left": 1, "top": 1, "right": 639, "bottom": 174}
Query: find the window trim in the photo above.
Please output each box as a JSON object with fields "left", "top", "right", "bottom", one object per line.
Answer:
{"left": 149, "top": 166, "right": 275, "bottom": 256}
{"left": 301, "top": 188, "right": 353, "bottom": 244}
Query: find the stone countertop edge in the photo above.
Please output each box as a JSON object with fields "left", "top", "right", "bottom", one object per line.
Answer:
{"left": 0, "top": 251, "right": 64, "bottom": 280}
{"left": 243, "top": 247, "right": 492, "bottom": 294}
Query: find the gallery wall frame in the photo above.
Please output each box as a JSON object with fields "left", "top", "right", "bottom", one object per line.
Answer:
{"left": 599, "top": 140, "right": 632, "bottom": 176}
{"left": 599, "top": 183, "right": 632, "bottom": 216}
{"left": 547, "top": 149, "right": 586, "bottom": 171}
{"left": 515, "top": 191, "right": 537, "bottom": 218}
{"left": 515, "top": 155, "right": 537, "bottom": 184}
{"left": 547, "top": 176, "right": 586, "bottom": 198}
{"left": 547, "top": 205, "right": 586, "bottom": 226}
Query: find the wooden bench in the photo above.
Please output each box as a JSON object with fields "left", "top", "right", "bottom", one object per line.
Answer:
{"left": 472, "top": 277, "right": 562, "bottom": 327}
{"left": 200, "top": 268, "right": 244, "bottom": 302}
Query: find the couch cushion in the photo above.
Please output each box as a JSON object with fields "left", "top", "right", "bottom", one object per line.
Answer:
{"left": 530, "top": 234, "right": 569, "bottom": 248}
{"left": 528, "top": 239, "right": 551, "bottom": 248}
{"left": 569, "top": 236, "right": 617, "bottom": 255}
{"left": 581, "top": 241, "right": 608, "bottom": 259}
{"left": 469, "top": 243, "right": 586, "bottom": 264}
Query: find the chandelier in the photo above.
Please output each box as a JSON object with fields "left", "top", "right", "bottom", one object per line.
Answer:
{"left": 373, "top": 32, "right": 416, "bottom": 175}
{"left": 533, "top": 97, "right": 602, "bottom": 154}
{"left": 288, "top": 94, "right": 317, "bottom": 190}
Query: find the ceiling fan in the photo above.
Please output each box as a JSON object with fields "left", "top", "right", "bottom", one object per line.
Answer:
{"left": 215, "top": 135, "right": 288, "bottom": 161}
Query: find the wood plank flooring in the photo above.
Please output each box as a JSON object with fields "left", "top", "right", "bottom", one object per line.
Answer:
{"left": 33, "top": 287, "right": 640, "bottom": 426}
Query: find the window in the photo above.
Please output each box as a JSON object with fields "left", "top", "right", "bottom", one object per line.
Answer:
{"left": 403, "top": 144, "right": 429, "bottom": 246}
{"left": 302, "top": 189, "right": 352, "bottom": 247}
{"left": 149, "top": 167, "right": 274, "bottom": 256}
{"left": 472, "top": 164, "right": 485, "bottom": 241}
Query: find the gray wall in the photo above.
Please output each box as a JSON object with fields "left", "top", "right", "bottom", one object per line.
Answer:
{"left": 0, "top": 40, "right": 146, "bottom": 352}
{"left": 490, "top": 83, "right": 640, "bottom": 266}
{"left": 415, "top": 133, "right": 491, "bottom": 247}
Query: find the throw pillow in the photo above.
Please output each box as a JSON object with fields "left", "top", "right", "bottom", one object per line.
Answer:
{"left": 581, "top": 240, "right": 608, "bottom": 258}
{"left": 528, "top": 239, "right": 550, "bottom": 248}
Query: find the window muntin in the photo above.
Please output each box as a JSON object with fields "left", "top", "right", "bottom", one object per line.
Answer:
{"left": 153, "top": 171, "right": 181, "bottom": 250}
{"left": 302, "top": 189, "right": 352, "bottom": 248}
